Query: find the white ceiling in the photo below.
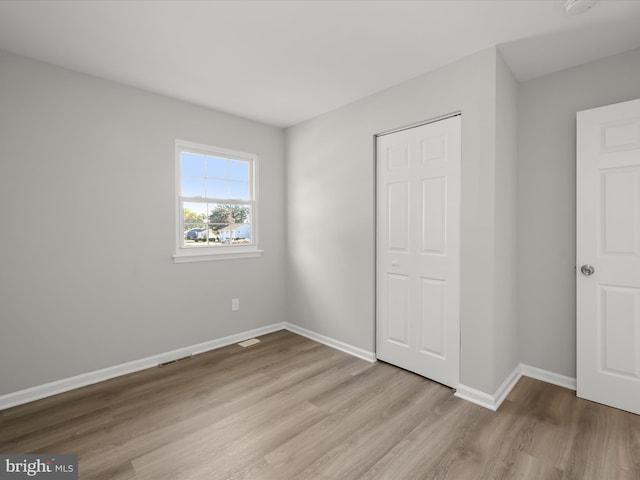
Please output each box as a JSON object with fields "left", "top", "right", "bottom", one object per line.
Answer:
{"left": 1, "top": 0, "right": 639, "bottom": 127}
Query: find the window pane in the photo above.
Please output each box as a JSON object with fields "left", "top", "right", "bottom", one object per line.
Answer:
{"left": 229, "top": 181, "right": 249, "bottom": 200}
{"left": 183, "top": 202, "right": 208, "bottom": 245}
{"left": 207, "top": 157, "right": 228, "bottom": 179}
{"left": 181, "top": 152, "right": 206, "bottom": 177}
{"left": 206, "top": 179, "right": 230, "bottom": 199}
{"left": 229, "top": 160, "right": 249, "bottom": 181}
{"left": 207, "top": 203, "right": 252, "bottom": 245}
{"left": 182, "top": 176, "right": 205, "bottom": 197}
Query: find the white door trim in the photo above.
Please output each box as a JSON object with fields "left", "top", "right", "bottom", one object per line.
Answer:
{"left": 376, "top": 111, "right": 461, "bottom": 138}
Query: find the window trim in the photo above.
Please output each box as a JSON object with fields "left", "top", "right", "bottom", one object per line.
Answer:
{"left": 173, "top": 139, "right": 262, "bottom": 263}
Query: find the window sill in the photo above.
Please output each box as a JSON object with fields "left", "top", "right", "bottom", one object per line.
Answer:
{"left": 173, "top": 248, "right": 263, "bottom": 263}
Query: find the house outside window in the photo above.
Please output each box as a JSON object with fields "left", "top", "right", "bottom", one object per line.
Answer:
{"left": 173, "top": 139, "right": 262, "bottom": 263}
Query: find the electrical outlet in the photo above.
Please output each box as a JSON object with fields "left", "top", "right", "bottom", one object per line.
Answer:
{"left": 231, "top": 298, "right": 240, "bottom": 311}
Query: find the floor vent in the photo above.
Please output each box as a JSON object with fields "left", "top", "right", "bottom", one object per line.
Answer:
{"left": 238, "top": 338, "right": 261, "bottom": 348}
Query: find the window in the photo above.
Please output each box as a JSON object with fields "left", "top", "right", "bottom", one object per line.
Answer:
{"left": 174, "top": 140, "right": 261, "bottom": 263}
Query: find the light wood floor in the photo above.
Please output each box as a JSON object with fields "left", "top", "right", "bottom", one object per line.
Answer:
{"left": 1, "top": 330, "right": 639, "bottom": 479}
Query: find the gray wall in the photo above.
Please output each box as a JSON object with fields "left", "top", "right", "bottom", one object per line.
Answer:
{"left": 287, "top": 47, "right": 518, "bottom": 394}
{"left": 0, "top": 50, "right": 286, "bottom": 395}
{"left": 517, "top": 47, "right": 640, "bottom": 377}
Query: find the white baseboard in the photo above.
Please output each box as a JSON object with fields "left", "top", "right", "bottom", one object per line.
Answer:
{"left": 454, "top": 384, "right": 501, "bottom": 411}
{"left": 455, "top": 363, "right": 577, "bottom": 411}
{"left": 493, "top": 363, "right": 524, "bottom": 408}
{"left": 520, "top": 364, "right": 576, "bottom": 391}
{"left": 0, "top": 322, "right": 286, "bottom": 411}
{"left": 284, "top": 322, "right": 377, "bottom": 363}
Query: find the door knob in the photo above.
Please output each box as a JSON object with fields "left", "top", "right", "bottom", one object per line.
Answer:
{"left": 580, "top": 264, "right": 595, "bottom": 276}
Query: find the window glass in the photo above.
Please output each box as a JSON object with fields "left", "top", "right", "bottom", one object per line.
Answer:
{"left": 175, "top": 140, "right": 258, "bottom": 262}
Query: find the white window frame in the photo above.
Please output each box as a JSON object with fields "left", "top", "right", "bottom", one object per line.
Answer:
{"left": 173, "top": 139, "right": 262, "bottom": 263}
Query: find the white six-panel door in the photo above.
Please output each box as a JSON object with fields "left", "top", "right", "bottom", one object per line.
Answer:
{"left": 577, "top": 99, "right": 640, "bottom": 415}
{"left": 376, "top": 115, "right": 460, "bottom": 388}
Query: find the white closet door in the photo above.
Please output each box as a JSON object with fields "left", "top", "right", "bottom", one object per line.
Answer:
{"left": 376, "top": 115, "right": 461, "bottom": 388}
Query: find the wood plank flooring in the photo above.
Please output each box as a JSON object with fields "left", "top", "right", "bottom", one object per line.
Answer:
{"left": 1, "top": 330, "right": 639, "bottom": 479}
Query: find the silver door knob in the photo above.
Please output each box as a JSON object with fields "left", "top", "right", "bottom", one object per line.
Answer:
{"left": 580, "top": 264, "right": 595, "bottom": 276}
